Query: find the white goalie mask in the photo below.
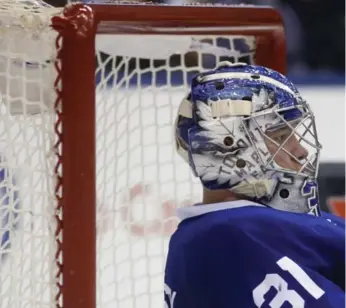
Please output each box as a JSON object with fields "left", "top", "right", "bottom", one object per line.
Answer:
{"left": 175, "top": 62, "right": 322, "bottom": 216}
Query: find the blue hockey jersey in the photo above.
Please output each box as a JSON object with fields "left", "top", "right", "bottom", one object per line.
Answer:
{"left": 164, "top": 200, "right": 345, "bottom": 308}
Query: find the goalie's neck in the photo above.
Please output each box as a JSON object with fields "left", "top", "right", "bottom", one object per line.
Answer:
{"left": 202, "top": 187, "right": 238, "bottom": 205}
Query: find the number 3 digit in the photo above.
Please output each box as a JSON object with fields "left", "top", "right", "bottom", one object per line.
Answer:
{"left": 252, "top": 256, "right": 325, "bottom": 308}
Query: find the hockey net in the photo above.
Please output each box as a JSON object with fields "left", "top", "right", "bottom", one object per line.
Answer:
{"left": 0, "top": 2, "right": 285, "bottom": 308}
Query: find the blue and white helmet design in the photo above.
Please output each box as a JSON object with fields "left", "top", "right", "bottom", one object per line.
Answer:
{"left": 175, "top": 62, "right": 322, "bottom": 216}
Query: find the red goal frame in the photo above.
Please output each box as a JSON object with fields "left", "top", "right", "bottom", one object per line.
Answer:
{"left": 50, "top": 3, "right": 285, "bottom": 308}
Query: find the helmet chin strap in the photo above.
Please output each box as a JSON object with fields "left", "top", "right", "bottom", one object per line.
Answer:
{"left": 230, "top": 179, "right": 275, "bottom": 199}
{"left": 230, "top": 177, "right": 320, "bottom": 216}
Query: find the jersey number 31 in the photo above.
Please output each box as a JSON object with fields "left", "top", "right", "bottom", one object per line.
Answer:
{"left": 252, "top": 256, "right": 325, "bottom": 308}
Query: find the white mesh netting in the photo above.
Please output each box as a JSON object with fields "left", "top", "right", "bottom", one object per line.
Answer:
{"left": 0, "top": 2, "right": 256, "bottom": 307}
{"left": 0, "top": 1, "right": 60, "bottom": 307}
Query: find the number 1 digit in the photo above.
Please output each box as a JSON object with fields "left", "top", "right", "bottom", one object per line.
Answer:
{"left": 277, "top": 256, "right": 325, "bottom": 299}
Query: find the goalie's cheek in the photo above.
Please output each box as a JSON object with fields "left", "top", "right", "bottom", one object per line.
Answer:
{"left": 265, "top": 141, "right": 300, "bottom": 171}
{"left": 272, "top": 151, "right": 295, "bottom": 170}
{"left": 282, "top": 133, "right": 309, "bottom": 159}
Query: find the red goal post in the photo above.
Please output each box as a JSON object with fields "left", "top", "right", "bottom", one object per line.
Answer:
{"left": 0, "top": 2, "right": 285, "bottom": 308}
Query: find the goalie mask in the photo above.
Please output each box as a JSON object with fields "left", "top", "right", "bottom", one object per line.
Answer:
{"left": 175, "top": 62, "right": 322, "bottom": 216}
